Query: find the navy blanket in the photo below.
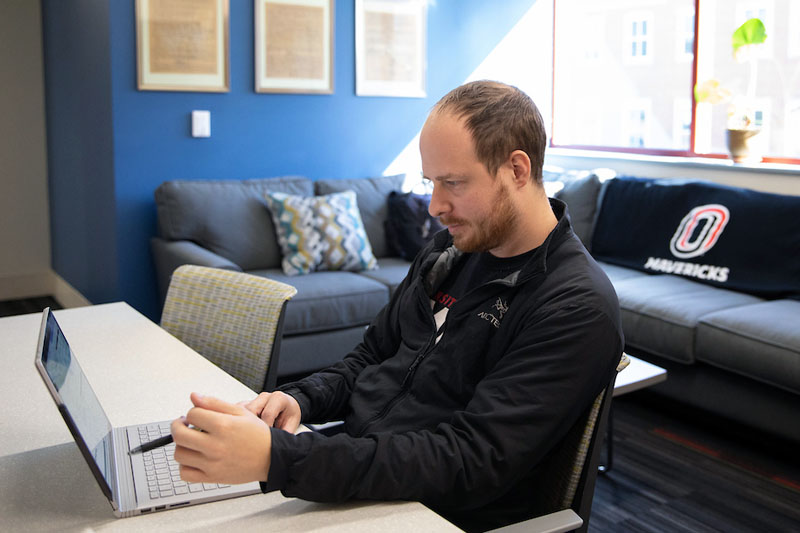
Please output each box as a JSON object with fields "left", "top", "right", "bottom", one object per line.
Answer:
{"left": 592, "top": 177, "right": 800, "bottom": 300}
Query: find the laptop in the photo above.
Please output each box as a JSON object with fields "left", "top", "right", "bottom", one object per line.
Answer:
{"left": 33, "top": 308, "right": 261, "bottom": 517}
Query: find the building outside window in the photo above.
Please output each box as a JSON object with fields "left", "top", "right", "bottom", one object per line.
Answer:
{"left": 624, "top": 99, "right": 651, "bottom": 148}
{"left": 553, "top": 0, "right": 800, "bottom": 163}
{"left": 673, "top": 98, "right": 692, "bottom": 149}
{"left": 623, "top": 12, "right": 655, "bottom": 65}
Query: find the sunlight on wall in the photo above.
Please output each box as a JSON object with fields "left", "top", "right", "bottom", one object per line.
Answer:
{"left": 386, "top": 0, "right": 554, "bottom": 191}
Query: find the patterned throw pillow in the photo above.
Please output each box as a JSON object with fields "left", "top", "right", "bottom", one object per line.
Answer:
{"left": 264, "top": 190, "right": 378, "bottom": 276}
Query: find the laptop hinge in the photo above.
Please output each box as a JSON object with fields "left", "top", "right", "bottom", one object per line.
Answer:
{"left": 113, "top": 427, "right": 137, "bottom": 516}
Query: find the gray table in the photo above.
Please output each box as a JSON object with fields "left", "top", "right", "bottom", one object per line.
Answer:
{"left": 0, "top": 303, "right": 461, "bottom": 532}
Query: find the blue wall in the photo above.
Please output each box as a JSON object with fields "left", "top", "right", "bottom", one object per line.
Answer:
{"left": 42, "top": 0, "right": 118, "bottom": 304}
{"left": 43, "top": 0, "right": 539, "bottom": 319}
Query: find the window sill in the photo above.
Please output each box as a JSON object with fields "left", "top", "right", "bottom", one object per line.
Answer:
{"left": 546, "top": 148, "right": 800, "bottom": 177}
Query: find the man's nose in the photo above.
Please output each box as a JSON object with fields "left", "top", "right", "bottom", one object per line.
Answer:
{"left": 428, "top": 185, "right": 449, "bottom": 217}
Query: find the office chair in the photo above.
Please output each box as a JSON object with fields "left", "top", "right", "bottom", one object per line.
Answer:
{"left": 161, "top": 265, "right": 297, "bottom": 392}
{"left": 487, "top": 354, "right": 629, "bottom": 533}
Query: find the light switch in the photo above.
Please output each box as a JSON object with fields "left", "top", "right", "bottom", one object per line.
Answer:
{"left": 192, "top": 110, "right": 211, "bottom": 138}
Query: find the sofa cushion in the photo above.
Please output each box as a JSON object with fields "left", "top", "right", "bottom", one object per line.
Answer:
{"left": 278, "top": 326, "right": 374, "bottom": 376}
{"left": 248, "top": 268, "right": 389, "bottom": 335}
{"left": 154, "top": 177, "right": 313, "bottom": 271}
{"left": 264, "top": 190, "right": 378, "bottom": 276}
{"left": 359, "top": 257, "right": 413, "bottom": 295}
{"left": 384, "top": 191, "right": 444, "bottom": 261}
{"left": 314, "top": 174, "right": 406, "bottom": 258}
{"left": 597, "top": 261, "right": 650, "bottom": 284}
{"left": 696, "top": 300, "right": 800, "bottom": 395}
{"left": 613, "top": 274, "right": 763, "bottom": 364}
{"left": 592, "top": 176, "right": 800, "bottom": 299}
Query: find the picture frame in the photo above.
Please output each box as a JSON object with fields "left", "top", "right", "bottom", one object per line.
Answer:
{"left": 355, "top": 0, "right": 427, "bottom": 98}
{"left": 255, "top": 0, "right": 334, "bottom": 94}
{"left": 136, "top": 0, "right": 230, "bottom": 92}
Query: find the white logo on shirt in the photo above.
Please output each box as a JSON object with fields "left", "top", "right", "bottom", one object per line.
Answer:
{"left": 478, "top": 298, "right": 508, "bottom": 328}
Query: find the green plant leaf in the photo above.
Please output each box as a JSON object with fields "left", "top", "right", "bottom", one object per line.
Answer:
{"left": 732, "top": 18, "right": 767, "bottom": 52}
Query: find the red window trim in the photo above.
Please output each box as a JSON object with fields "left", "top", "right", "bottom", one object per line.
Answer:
{"left": 549, "top": 0, "right": 800, "bottom": 166}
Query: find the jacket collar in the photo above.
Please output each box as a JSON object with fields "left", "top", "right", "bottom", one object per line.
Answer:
{"left": 421, "top": 198, "right": 572, "bottom": 293}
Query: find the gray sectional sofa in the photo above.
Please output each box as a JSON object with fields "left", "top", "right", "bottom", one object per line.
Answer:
{"left": 151, "top": 174, "right": 413, "bottom": 379}
{"left": 551, "top": 170, "right": 800, "bottom": 443}
{"left": 152, "top": 171, "right": 800, "bottom": 443}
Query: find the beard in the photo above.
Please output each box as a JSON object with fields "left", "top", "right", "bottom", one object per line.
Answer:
{"left": 442, "top": 180, "right": 519, "bottom": 253}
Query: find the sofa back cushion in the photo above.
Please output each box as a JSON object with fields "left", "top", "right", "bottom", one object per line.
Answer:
{"left": 384, "top": 191, "right": 444, "bottom": 261}
{"left": 155, "top": 176, "right": 313, "bottom": 270}
{"left": 314, "top": 174, "right": 406, "bottom": 258}
{"left": 550, "top": 171, "right": 604, "bottom": 251}
{"left": 592, "top": 176, "right": 800, "bottom": 299}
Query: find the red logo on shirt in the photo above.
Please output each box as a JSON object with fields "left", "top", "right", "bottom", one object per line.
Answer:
{"left": 434, "top": 291, "right": 457, "bottom": 308}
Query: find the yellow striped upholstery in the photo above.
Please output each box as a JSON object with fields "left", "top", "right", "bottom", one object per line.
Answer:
{"left": 161, "top": 265, "right": 297, "bottom": 392}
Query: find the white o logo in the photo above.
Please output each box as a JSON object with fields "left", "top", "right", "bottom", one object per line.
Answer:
{"left": 669, "top": 204, "right": 730, "bottom": 259}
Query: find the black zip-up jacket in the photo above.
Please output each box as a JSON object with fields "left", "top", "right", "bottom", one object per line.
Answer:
{"left": 263, "top": 199, "right": 623, "bottom": 531}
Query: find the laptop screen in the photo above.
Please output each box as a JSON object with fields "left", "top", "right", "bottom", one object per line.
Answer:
{"left": 39, "top": 310, "right": 115, "bottom": 493}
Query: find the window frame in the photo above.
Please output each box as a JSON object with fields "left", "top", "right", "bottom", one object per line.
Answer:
{"left": 550, "top": 0, "right": 800, "bottom": 166}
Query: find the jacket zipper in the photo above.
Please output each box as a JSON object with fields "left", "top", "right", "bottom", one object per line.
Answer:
{"left": 352, "top": 262, "right": 523, "bottom": 437}
{"left": 400, "top": 328, "right": 440, "bottom": 389}
{"left": 353, "top": 301, "right": 440, "bottom": 437}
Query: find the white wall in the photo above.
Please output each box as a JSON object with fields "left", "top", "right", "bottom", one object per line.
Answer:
{"left": 0, "top": 1, "right": 53, "bottom": 299}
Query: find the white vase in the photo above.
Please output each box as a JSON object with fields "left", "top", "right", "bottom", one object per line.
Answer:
{"left": 726, "top": 128, "right": 762, "bottom": 163}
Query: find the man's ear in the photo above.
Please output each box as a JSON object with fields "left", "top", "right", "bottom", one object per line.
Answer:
{"left": 508, "top": 150, "right": 532, "bottom": 187}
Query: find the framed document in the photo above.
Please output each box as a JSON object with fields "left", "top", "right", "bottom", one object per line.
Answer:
{"left": 355, "top": 0, "right": 426, "bottom": 98}
{"left": 136, "top": 0, "right": 230, "bottom": 92}
{"left": 255, "top": 0, "right": 334, "bottom": 94}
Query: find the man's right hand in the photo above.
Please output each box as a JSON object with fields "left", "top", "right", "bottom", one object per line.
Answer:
{"left": 242, "top": 391, "right": 301, "bottom": 433}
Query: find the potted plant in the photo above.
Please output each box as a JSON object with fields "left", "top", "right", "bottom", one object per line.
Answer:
{"left": 695, "top": 18, "right": 767, "bottom": 163}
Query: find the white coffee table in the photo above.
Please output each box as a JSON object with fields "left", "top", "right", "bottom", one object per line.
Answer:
{"left": 614, "top": 354, "right": 667, "bottom": 397}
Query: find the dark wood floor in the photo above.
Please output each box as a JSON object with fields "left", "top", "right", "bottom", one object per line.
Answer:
{"left": 2, "top": 297, "right": 798, "bottom": 531}
{"left": 590, "top": 393, "right": 800, "bottom": 532}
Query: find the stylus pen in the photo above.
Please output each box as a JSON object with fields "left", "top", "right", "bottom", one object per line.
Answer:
{"left": 129, "top": 434, "right": 173, "bottom": 455}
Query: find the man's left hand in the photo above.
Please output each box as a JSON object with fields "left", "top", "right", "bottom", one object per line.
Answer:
{"left": 172, "top": 392, "right": 272, "bottom": 485}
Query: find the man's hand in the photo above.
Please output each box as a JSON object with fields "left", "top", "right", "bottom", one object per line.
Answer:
{"left": 172, "top": 392, "right": 271, "bottom": 485}
{"left": 242, "top": 391, "right": 301, "bottom": 433}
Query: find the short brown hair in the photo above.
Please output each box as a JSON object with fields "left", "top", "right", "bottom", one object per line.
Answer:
{"left": 432, "top": 80, "right": 546, "bottom": 183}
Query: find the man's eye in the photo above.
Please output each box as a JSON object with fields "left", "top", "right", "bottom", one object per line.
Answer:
{"left": 446, "top": 180, "right": 462, "bottom": 187}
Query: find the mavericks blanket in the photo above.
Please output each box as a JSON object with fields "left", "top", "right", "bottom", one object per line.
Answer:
{"left": 591, "top": 176, "right": 800, "bottom": 300}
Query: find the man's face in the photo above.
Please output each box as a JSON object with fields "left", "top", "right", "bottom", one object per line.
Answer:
{"left": 419, "top": 111, "right": 518, "bottom": 254}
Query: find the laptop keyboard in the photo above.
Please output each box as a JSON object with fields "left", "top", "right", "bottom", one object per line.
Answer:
{"left": 138, "top": 423, "right": 230, "bottom": 500}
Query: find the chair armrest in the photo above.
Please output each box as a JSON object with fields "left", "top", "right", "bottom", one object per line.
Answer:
{"left": 151, "top": 237, "right": 242, "bottom": 305}
{"left": 485, "top": 509, "right": 583, "bottom": 533}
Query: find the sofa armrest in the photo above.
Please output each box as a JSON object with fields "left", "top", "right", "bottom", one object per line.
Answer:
{"left": 151, "top": 237, "right": 242, "bottom": 305}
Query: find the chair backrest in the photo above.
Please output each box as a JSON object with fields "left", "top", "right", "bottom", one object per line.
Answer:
{"left": 161, "top": 265, "right": 297, "bottom": 392}
{"left": 526, "top": 354, "right": 628, "bottom": 533}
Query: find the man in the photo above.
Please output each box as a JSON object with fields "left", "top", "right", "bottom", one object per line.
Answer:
{"left": 171, "top": 80, "right": 623, "bottom": 531}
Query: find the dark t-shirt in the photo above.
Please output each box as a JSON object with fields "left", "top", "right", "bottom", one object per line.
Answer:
{"left": 432, "top": 249, "right": 536, "bottom": 314}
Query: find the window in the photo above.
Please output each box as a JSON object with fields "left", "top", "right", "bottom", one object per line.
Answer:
{"left": 789, "top": 3, "right": 800, "bottom": 57}
{"left": 624, "top": 99, "right": 651, "bottom": 147}
{"left": 553, "top": 0, "right": 800, "bottom": 163}
{"left": 554, "top": 0, "right": 693, "bottom": 151}
{"left": 673, "top": 98, "right": 693, "bottom": 149}
{"left": 675, "top": 8, "right": 695, "bottom": 62}
{"left": 623, "top": 13, "right": 654, "bottom": 65}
